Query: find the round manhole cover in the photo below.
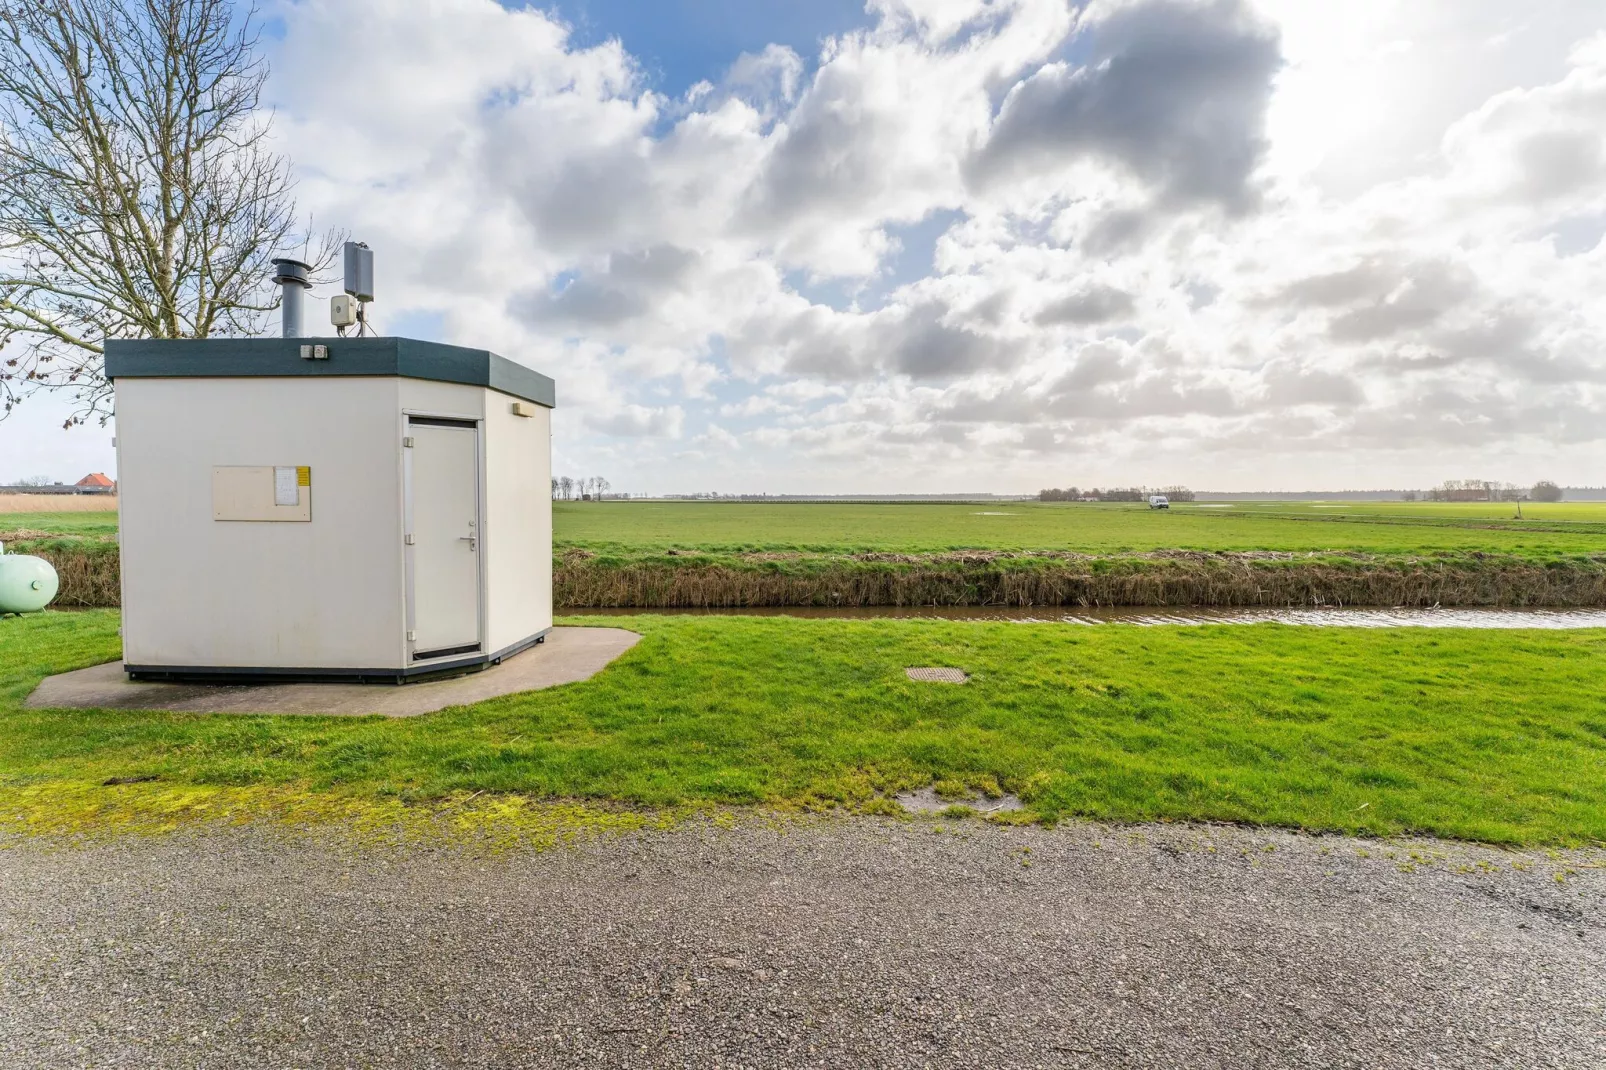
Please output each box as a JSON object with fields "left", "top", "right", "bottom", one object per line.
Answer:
{"left": 905, "top": 667, "right": 968, "bottom": 684}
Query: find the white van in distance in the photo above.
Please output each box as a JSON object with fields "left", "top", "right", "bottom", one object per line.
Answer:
{"left": 1148, "top": 495, "right": 1169, "bottom": 509}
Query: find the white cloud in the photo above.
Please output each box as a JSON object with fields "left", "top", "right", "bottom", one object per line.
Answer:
{"left": 13, "top": 0, "right": 1584, "bottom": 493}
{"left": 586, "top": 403, "right": 686, "bottom": 439}
{"left": 1440, "top": 34, "right": 1606, "bottom": 209}
{"left": 694, "top": 424, "right": 742, "bottom": 451}
{"left": 970, "top": 0, "right": 1282, "bottom": 213}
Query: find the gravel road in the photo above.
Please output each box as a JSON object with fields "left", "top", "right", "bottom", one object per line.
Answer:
{"left": 1, "top": 817, "right": 1601, "bottom": 1069}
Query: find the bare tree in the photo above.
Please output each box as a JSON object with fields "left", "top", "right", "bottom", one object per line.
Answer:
{"left": 558, "top": 476, "right": 574, "bottom": 500}
{"left": 0, "top": 0, "right": 335, "bottom": 426}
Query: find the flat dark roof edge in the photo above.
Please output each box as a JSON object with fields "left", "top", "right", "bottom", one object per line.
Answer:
{"left": 104, "top": 337, "right": 555, "bottom": 408}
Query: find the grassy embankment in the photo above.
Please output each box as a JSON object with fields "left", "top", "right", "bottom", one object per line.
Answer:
{"left": 0, "top": 531, "right": 120, "bottom": 608}
{"left": 0, "top": 503, "right": 122, "bottom": 605}
{"left": 2, "top": 609, "right": 1604, "bottom": 844}
{"left": 552, "top": 501, "right": 1606, "bottom": 608}
{"left": 7, "top": 500, "right": 1606, "bottom": 607}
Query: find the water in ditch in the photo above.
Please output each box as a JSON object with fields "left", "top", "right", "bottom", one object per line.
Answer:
{"left": 566, "top": 606, "right": 1606, "bottom": 628}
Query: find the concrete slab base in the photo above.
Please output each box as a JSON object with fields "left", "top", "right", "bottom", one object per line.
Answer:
{"left": 24, "top": 627, "right": 640, "bottom": 718}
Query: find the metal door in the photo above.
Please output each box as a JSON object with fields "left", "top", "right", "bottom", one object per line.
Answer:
{"left": 405, "top": 419, "right": 481, "bottom": 660}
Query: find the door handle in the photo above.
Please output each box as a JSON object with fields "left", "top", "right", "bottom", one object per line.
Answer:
{"left": 458, "top": 536, "right": 478, "bottom": 550}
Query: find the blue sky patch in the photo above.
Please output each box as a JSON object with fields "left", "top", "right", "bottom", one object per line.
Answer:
{"left": 540, "top": 0, "right": 872, "bottom": 96}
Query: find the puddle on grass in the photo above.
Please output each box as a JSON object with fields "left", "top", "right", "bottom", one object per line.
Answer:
{"left": 895, "top": 787, "right": 1024, "bottom": 815}
{"left": 569, "top": 606, "right": 1606, "bottom": 629}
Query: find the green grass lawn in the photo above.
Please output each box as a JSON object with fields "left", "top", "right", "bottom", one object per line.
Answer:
{"left": 3, "top": 610, "right": 1604, "bottom": 844}
{"left": 554, "top": 501, "right": 1606, "bottom": 556}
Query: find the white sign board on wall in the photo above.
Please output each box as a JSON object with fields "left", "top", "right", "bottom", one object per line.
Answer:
{"left": 212, "top": 465, "right": 312, "bottom": 521}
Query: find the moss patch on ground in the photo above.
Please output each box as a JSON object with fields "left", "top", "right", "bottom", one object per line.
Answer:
{"left": 0, "top": 780, "right": 690, "bottom": 852}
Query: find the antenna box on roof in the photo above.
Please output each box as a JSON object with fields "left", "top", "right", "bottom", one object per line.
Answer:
{"left": 344, "top": 241, "right": 374, "bottom": 301}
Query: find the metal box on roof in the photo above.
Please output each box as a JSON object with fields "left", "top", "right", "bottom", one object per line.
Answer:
{"left": 344, "top": 241, "right": 375, "bottom": 302}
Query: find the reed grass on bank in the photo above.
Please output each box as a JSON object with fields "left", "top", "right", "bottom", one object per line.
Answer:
{"left": 3, "top": 539, "right": 119, "bottom": 607}
{"left": 18, "top": 541, "right": 1606, "bottom": 609}
{"left": 554, "top": 552, "right": 1606, "bottom": 608}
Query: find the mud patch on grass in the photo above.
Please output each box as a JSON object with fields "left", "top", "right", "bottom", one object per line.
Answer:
{"left": 896, "top": 786, "right": 1024, "bottom": 816}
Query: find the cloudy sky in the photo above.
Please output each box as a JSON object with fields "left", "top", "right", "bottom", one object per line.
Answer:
{"left": 4, "top": 0, "right": 1604, "bottom": 493}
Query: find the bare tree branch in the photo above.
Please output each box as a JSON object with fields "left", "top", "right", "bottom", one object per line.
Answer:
{"left": 0, "top": 0, "right": 336, "bottom": 426}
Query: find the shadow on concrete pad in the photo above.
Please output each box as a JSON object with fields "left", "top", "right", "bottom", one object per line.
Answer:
{"left": 24, "top": 627, "right": 640, "bottom": 718}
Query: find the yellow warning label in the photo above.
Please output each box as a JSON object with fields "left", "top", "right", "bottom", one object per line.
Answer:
{"left": 296, "top": 466, "right": 311, "bottom": 487}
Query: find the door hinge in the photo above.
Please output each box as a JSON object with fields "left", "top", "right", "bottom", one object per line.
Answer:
{"left": 402, "top": 436, "right": 414, "bottom": 448}
{"left": 404, "top": 533, "right": 415, "bottom": 545}
{"left": 406, "top": 630, "right": 416, "bottom": 641}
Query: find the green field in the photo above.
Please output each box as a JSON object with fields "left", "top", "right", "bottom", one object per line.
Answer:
{"left": 1204, "top": 500, "right": 1606, "bottom": 523}
{"left": 7, "top": 500, "right": 1606, "bottom": 553}
{"left": 2, "top": 610, "right": 1604, "bottom": 844}
{"left": 0, "top": 510, "right": 118, "bottom": 537}
{"left": 553, "top": 500, "right": 1606, "bottom": 555}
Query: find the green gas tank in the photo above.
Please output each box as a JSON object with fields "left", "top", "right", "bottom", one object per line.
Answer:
{"left": 0, "top": 543, "right": 59, "bottom": 613}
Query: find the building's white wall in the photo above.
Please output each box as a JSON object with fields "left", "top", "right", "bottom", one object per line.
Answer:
{"left": 397, "top": 379, "right": 485, "bottom": 422}
{"left": 115, "top": 374, "right": 550, "bottom": 672}
{"left": 482, "top": 388, "right": 553, "bottom": 652}
{"left": 117, "top": 377, "right": 407, "bottom": 669}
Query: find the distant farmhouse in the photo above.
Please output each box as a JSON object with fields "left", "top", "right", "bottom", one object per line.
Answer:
{"left": 0, "top": 473, "right": 117, "bottom": 495}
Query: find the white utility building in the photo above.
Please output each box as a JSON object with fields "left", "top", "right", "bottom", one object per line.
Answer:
{"left": 106, "top": 336, "right": 555, "bottom": 682}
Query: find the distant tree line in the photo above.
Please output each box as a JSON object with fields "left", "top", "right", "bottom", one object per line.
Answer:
{"left": 1039, "top": 486, "right": 1195, "bottom": 502}
{"left": 551, "top": 476, "right": 614, "bottom": 500}
{"left": 1405, "top": 479, "right": 1564, "bottom": 503}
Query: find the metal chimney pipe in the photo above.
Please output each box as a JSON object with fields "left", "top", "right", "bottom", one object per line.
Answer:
{"left": 271, "top": 258, "right": 312, "bottom": 338}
